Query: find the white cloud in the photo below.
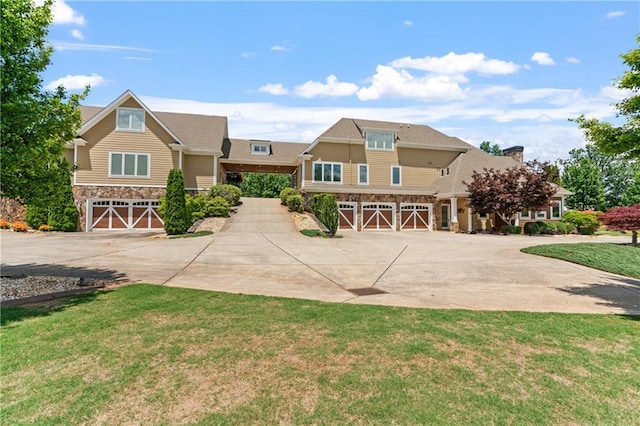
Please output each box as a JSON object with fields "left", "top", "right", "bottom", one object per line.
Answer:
{"left": 606, "top": 11, "right": 626, "bottom": 18}
{"left": 36, "top": 0, "right": 86, "bottom": 25}
{"left": 293, "top": 75, "right": 359, "bottom": 98}
{"left": 391, "top": 52, "right": 520, "bottom": 75}
{"left": 53, "top": 42, "right": 155, "bottom": 53}
{"left": 357, "top": 65, "right": 466, "bottom": 101}
{"left": 271, "top": 44, "right": 291, "bottom": 52}
{"left": 258, "top": 83, "right": 289, "bottom": 96}
{"left": 402, "top": 20, "right": 413, "bottom": 26}
{"left": 241, "top": 52, "right": 256, "bottom": 59}
{"left": 70, "top": 29, "right": 83, "bottom": 40}
{"left": 123, "top": 56, "right": 152, "bottom": 61}
{"left": 565, "top": 57, "right": 581, "bottom": 64}
{"left": 45, "top": 73, "right": 105, "bottom": 90}
{"left": 530, "top": 52, "right": 556, "bottom": 66}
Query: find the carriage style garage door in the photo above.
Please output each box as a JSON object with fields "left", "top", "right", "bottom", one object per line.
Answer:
{"left": 88, "top": 199, "right": 163, "bottom": 231}
{"left": 400, "top": 203, "right": 432, "bottom": 231}
{"left": 361, "top": 203, "right": 396, "bottom": 231}
{"left": 338, "top": 202, "right": 357, "bottom": 230}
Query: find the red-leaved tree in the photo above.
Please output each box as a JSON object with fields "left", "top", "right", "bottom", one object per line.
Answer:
{"left": 464, "top": 163, "right": 556, "bottom": 224}
{"left": 599, "top": 204, "right": 640, "bottom": 246}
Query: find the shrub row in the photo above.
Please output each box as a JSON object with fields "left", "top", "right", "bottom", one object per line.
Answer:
{"left": 523, "top": 221, "right": 577, "bottom": 235}
{"left": 278, "top": 188, "right": 303, "bottom": 213}
{"left": 313, "top": 193, "right": 339, "bottom": 236}
{"left": 500, "top": 225, "right": 522, "bottom": 234}
{"left": 562, "top": 210, "right": 601, "bottom": 235}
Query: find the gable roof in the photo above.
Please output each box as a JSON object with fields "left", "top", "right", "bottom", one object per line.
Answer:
{"left": 314, "top": 118, "right": 473, "bottom": 151}
{"left": 221, "top": 139, "right": 308, "bottom": 164}
{"left": 77, "top": 90, "right": 228, "bottom": 153}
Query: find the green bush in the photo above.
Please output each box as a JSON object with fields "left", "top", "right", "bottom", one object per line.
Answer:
{"left": 210, "top": 184, "right": 241, "bottom": 206}
{"left": 286, "top": 194, "right": 304, "bottom": 213}
{"left": 47, "top": 172, "right": 78, "bottom": 232}
{"left": 500, "top": 225, "right": 522, "bottom": 234}
{"left": 204, "top": 196, "right": 229, "bottom": 217}
{"left": 185, "top": 194, "right": 206, "bottom": 221}
{"left": 555, "top": 222, "right": 568, "bottom": 234}
{"left": 524, "top": 221, "right": 540, "bottom": 235}
{"left": 312, "top": 193, "right": 339, "bottom": 236}
{"left": 164, "top": 169, "right": 190, "bottom": 235}
{"left": 25, "top": 205, "right": 48, "bottom": 229}
{"left": 280, "top": 187, "right": 297, "bottom": 205}
{"left": 562, "top": 210, "right": 600, "bottom": 234}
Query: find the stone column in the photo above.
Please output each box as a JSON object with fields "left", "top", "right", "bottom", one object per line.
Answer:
{"left": 450, "top": 197, "right": 459, "bottom": 232}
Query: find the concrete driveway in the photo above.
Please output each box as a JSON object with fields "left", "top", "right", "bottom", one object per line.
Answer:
{"left": 2, "top": 197, "right": 639, "bottom": 315}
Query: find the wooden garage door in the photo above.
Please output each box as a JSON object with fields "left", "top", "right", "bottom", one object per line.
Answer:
{"left": 89, "top": 200, "right": 163, "bottom": 231}
{"left": 400, "top": 204, "right": 431, "bottom": 231}
{"left": 361, "top": 203, "right": 395, "bottom": 231}
{"left": 338, "top": 202, "right": 357, "bottom": 230}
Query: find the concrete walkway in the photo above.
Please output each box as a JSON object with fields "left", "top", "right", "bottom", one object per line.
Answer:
{"left": 1, "top": 197, "right": 639, "bottom": 314}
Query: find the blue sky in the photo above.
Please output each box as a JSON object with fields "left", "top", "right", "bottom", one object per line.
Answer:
{"left": 43, "top": 1, "right": 639, "bottom": 161}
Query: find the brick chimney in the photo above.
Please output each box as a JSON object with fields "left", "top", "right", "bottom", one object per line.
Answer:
{"left": 502, "top": 146, "right": 524, "bottom": 163}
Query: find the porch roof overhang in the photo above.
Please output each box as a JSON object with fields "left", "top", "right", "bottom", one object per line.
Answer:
{"left": 303, "top": 184, "right": 436, "bottom": 196}
{"left": 220, "top": 159, "right": 298, "bottom": 174}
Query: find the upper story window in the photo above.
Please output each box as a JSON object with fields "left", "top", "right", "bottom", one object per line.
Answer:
{"left": 366, "top": 131, "right": 394, "bottom": 151}
{"left": 358, "top": 164, "right": 369, "bottom": 185}
{"left": 117, "top": 107, "right": 145, "bottom": 132}
{"left": 313, "top": 161, "right": 342, "bottom": 184}
{"left": 251, "top": 143, "right": 270, "bottom": 155}
{"left": 391, "top": 166, "right": 402, "bottom": 185}
{"left": 109, "top": 152, "right": 150, "bottom": 178}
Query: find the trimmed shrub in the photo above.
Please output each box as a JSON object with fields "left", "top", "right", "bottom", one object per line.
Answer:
{"left": 204, "top": 196, "right": 230, "bottom": 217}
{"left": 210, "top": 184, "right": 241, "bottom": 206}
{"left": 562, "top": 210, "right": 600, "bottom": 234}
{"left": 185, "top": 194, "right": 207, "bottom": 221}
{"left": 312, "top": 193, "right": 339, "bottom": 236}
{"left": 286, "top": 194, "right": 304, "bottom": 213}
{"left": 164, "top": 169, "right": 190, "bottom": 235}
{"left": 0, "top": 219, "right": 10, "bottom": 229}
{"left": 39, "top": 224, "right": 52, "bottom": 232}
{"left": 48, "top": 183, "right": 78, "bottom": 232}
{"left": 524, "top": 221, "right": 540, "bottom": 235}
{"left": 500, "top": 225, "right": 521, "bottom": 234}
{"left": 12, "top": 221, "right": 28, "bottom": 232}
{"left": 26, "top": 205, "right": 48, "bottom": 229}
{"left": 280, "top": 187, "right": 297, "bottom": 205}
{"left": 555, "top": 222, "right": 568, "bottom": 234}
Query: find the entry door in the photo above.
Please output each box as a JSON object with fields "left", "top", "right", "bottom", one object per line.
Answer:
{"left": 441, "top": 205, "right": 450, "bottom": 230}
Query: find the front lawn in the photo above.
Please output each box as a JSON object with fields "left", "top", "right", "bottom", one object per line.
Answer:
{"left": 2, "top": 285, "right": 639, "bottom": 424}
{"left": 521, "top": 243, "right": 640, "bottom": 279}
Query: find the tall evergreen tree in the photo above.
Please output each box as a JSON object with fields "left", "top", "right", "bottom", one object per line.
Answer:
{"left": 163, "top": 169, "right": 190, "bottom": 235}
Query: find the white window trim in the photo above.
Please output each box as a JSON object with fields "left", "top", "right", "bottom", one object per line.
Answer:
{"left": 357, "top": 163, "right": 369, "bottom": 185}
{"left": 550, "top": 201, "right": 562, "bottom": 220}
{"left": 108, "top": 152, "right": 151, "bottom": 179}
{"left": 251, "top": 143, "right": 270, "bottom": 155}
{"left": 365, "top": 131, "right": 395, "bottom": 151}
{"left": 312, "top": 161, "right": 343, "bottom": 184}
{"left": 391, "top": 165, "right": 402, "bottom": 186}
{"left": 477, "top": 212, "right": 489, "bottom": 220}
{"left": 519, "top": 210, "right": 531, "bottom": 220}
{"left": 535, "top": 210, "right": 547, "bottom": 220}
{"left": 116, "top": 107, "right": 145, "bottom": 132}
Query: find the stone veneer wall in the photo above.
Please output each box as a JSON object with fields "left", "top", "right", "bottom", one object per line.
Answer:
{"left": 0, "top": 197, "right": 26, "bottom": 223}
{"left": 301, "top": 191, "right": 442, "bottom": 231}
{"left": 73, "top": 186, "right": 166, "bottom": 231}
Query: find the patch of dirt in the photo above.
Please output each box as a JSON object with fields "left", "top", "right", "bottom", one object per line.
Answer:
{"left": 292, "top": 212, "right": 324, "bottom": 231}
{"left": 194, "top": 217, "right": 228, "bottom": 233}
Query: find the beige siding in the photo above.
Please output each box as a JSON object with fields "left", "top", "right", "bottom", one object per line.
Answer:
{"left": 76, "top": 104, "right": 177, "bottom": 186}
{"left": 366, "top": 150, "right": 399, "bottom": 186}
{"left": 183, "top": 155, "right": 214, "bottom": 189}
{"left": 306, "top": 142, "right": 354, "bottom": 185}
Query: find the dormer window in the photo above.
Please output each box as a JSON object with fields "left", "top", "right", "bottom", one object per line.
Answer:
{"left": 366, "top": 131, "right": 394, "bottom": 151}
{"left": 117, "top": 107, "right": 144, "bottom": 132}
{"left": 251, "top": 143, "right": 270, "bottom": 155}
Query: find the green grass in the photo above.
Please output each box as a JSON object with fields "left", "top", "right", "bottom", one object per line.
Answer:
{"left": 2, "top": 286, "right": 639, "bottom": 424}
{"left": 168, "top": 230, "right": 213, "bottom": 239}
{"left": 522, "top": 243, "right": 640, "bottom": 279}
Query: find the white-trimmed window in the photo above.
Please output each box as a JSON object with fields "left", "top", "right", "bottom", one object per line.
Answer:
{"left": 358, "top": 164, "right": 369, "bottom": 185}
{"left": 251, "top": 143, "right": 270, "bottom": 155}
{"left": 550, "top": 201, "right": 562, "bottom": 219}
{"left": 366, "top": 131, "right": 394, "bottom": 151}
{"left": 391, "top": 166, "right": 401, "bottom": 185}
{"left": 313, "top": 162, "right": 342, "bottom": 184}
{"left": 535, "top": 210, "right": 547, "bottom": 220}
{"left": 116, "top": 107, "right": 145, "bottom": 132}
{"left": 109, "top": 152, "right": 150, "bottom": 178}
{"left": 519, "top": 209, "right": 531, "bottom": 220}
